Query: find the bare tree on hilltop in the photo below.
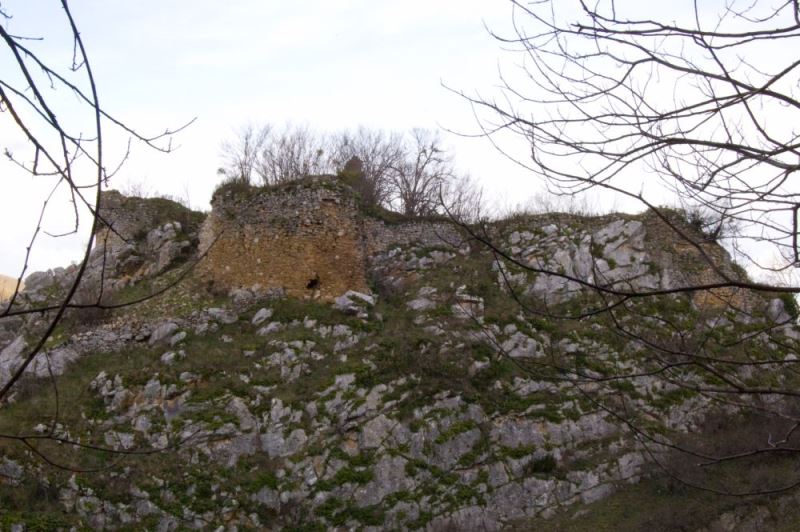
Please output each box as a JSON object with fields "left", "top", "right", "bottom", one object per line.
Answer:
{"left": 256, "top": 124, "right": 328, "bottom": 185}
{"left": 218, "top": 123, "right": 270, "bottom": 185}
{"left": 389, "top": 129, "right": 456, "bottom": 217}
{"left": 451, "top": 0, "right": 800, "bottom": 495}
{"left": 329, "top": 127, "right": 405, "bottom": 208}
{"left": 219, "top": 124, "right": 483, "bottom": 218}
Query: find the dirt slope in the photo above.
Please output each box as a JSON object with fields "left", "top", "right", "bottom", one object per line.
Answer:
{"left": 0, "top": 274, "right": 20, "bottom": 300}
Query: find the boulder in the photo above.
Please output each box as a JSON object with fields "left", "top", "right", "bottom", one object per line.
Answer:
{"left": 334, "top": 290, "right": 375, "bottom": 318}
{"left": 252, "top": 308, "right": 274, "bottom": 326}
{"left": 207, "top": 307, "right": 238, "bottom": 324}
{"left": 148, "top": 322, "right": 179, "bottom": 346}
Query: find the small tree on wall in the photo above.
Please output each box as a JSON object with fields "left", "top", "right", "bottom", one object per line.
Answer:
{"left": 388, "top": 129, "right": 456, "bottom": 217}
{"left": 329, "top": 127, "right": 405, "bottom": 207}
{"left": 218, "top": 125, "right": 483, "bottom": 218}
{"left": 218, "top": 123, "right": 270, "bottom": 185}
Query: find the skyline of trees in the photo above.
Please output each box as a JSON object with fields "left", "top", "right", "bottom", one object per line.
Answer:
{"left": 218, "top": 123, "right": 484, "bottom": 219}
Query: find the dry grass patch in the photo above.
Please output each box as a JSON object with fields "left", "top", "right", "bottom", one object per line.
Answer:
{"left": 0, "top": 274, "right": 21, "bottom": 300}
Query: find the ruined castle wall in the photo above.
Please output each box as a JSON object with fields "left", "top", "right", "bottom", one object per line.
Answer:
{"left": 199, "top": 181, "right": 371, "bottom": 300}
{"left": 97, "top": 191, "right": 164, "bottom": 247}
{"left": 362, "top": 219, "right": 463, "bottom": 256}
{"left": 97, "top": 191, "right": 204, "bottom": 248}
{"left": 198, "top": 179, "right": 466, "bottom": 300}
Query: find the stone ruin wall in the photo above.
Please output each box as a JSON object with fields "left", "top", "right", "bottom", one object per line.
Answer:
{"left": 96, "top": 191, "right": 165, "bottom": 248}
{"left": 198, "top": 183, "right": 369, "bottom": 300}
{"left": 50, "top": 186, "right": 765, "bottom": 313}
{"left": 362, "top": 218, "right": 463, "bottom": 257}
{"left": 198, "top": 179, "right": 463, "bottom": 301}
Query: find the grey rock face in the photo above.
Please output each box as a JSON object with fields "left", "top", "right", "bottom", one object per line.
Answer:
{"left": 432, "top": 427, "right": 482, "bottom": 469}
{"left": 211, "top": 432, "right": 260, "bottom": 467}
{"left": 253, "top": 487, "right": 281, "bottom": 511}
{"left": 5, "top": 205, "right": 764, "bottom": 530}
{"left": 261, "top": 429, "right": 286, "bottom": 458}
{"left": 252, "top": 307, "right": 274, "bottom": 326}
{"left": 513, "top": 219, "right": 658, "bottom": 303}
{"left": 134, "top": 222, "right": 191, "bottom": 278}
{"left": 354, "top": 455, "right": 411, "bottom": 506}
{"left": 285, "top": 429, "right": 308, "bottom": 456}
{"left": 501, "top": 331, "right": 542, "bottom": 359}
{"left": 0, "top": 458, "right": 23, "bottom": 486}
{"left": 149, "top": 322, "right": 179, "bottom": 346}
{"left": 207, "top": 307, "right": 238, "bottom": 325}
{"left": 227, "top": 397, "right": 258, "bottom": 431}
{"left": 30, "top": 346, "right": 80, "bottom": 380}
{"left": 257, "top": 322, "right": 284, "bottom": 336}
{"left": 768, "top": 298, "right": 791, "bottom": 323}
{"left": 23, "top": 270, "right": 56, "bottom": 294}
{"left": 430, "top": 506, "right": 500, "bottom": 532}
{"left": 407, "top": 286, "right": 437, "bottom": 311}
{"left": 104, "top": 431, "right": 136, "bottom": 450}
{"left": 452, "top": 285, "right": 484, "bottom": 320}
{"left": 169, "top": 331, "right": 187, "bottom": 346}
{"left": 0, "top": 336, "right": 77, "bottom": 386}
{"left": 359, "top": 414, "right": 395, "bottom": 449}
{"left": 334, "top": 290, "right": 375, "bottom": 318}
{"left": 0, "top": 336, "right": 26, "bottom": 387}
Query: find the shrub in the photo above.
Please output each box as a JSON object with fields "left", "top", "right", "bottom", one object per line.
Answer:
{"left": 777, "top": 292, "right": 800, "bottom": 320}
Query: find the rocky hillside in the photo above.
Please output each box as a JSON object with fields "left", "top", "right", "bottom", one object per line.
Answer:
{"left": 1, "top": 179, "right": 799, "bottom": 530}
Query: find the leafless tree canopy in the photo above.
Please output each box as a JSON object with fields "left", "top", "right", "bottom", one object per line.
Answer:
{"left": 463, "top": 0, "right": 800, "bottom": 275}
{"left": 329, "top": 127, "right": 404, "bottom": 207}
{"left": 441, "top": 0, "right": 800, "bottom": 494}
{"left": 390, "top": 129, "right": 456, "bottom": 216}
{"left": 218, "top": 123, "right": 270, "bottom": 185}
{"left": 256, "top": 124, "right": 328, "bottom": 185}
{"left": 219, "top": 124, "right": 484, "bottom": 218}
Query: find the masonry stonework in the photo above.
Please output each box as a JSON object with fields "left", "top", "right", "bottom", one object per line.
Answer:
{"left": 198, "top": 178, "right": 463, "bottom": 300}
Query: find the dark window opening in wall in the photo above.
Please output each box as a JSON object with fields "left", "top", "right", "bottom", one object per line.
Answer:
{"left": 306, "top": 274, "right": 320, "bottom": 290}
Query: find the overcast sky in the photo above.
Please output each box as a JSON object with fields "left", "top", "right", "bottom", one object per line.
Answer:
{"left": 1, "top": 0, "right": 563, "bottom": 276}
